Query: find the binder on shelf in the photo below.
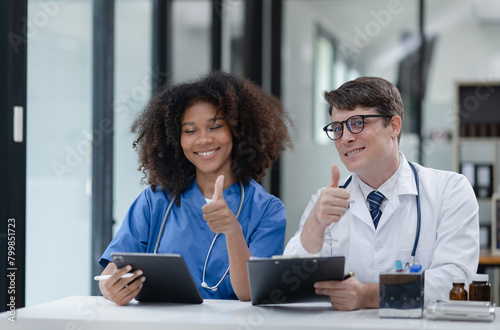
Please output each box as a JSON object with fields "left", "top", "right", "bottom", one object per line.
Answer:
{"left": 460, "top": 163, "right": 493, "bottom": 198}
{"left": 477, "top": 165, "right": 493, "bottom": 198}
{"left": 491, "top": 194, "right": 500, "bottom": 254}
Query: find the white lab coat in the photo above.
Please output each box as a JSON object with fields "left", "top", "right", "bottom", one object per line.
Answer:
{"left": 284, "top": 153, "right": 480, "bottom": 303}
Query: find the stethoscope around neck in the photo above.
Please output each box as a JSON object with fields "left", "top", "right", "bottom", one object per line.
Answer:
{"left": 153, "top": 180, "right": 245, "bottom": 292}
{"left": 341, "top": 161, "right": 421, "bottom": 269}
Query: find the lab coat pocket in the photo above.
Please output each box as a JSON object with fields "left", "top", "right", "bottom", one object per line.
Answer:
{"left": 398, "top": 246, "right": 433, "bottom": 270}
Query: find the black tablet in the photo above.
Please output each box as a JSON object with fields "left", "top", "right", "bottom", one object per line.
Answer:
{"left": 111, "top": 252, "right": 203, "bottom": 304}
{"left": 247, "top": 255, "right": 345, "bottom": 305}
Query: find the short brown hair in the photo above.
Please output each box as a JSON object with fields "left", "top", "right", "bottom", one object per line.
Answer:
{"left": 324, "top": 76, "right": 404, "bottom": 141}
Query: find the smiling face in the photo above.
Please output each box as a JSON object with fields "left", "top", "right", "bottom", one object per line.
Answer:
{"left": 180, "top": 101, "right": 233, "bottom": 181}
{"left": 333, "top": 105, "right": 402, "bottom": 187}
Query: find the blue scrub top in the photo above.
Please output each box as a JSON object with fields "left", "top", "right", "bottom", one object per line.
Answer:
{"left": 99, "top": 179, "right": 286, "bottom": 300}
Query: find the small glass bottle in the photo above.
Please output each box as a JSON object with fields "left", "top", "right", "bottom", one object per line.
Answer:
{"left": 449, "top": 277, "right": 467, "bottom": 301}
{"left": 469, "top": 274, "right": 491, "bottom": 302}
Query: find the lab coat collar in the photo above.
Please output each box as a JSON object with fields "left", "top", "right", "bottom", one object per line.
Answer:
{"left": 393, "top": 152, "right": 418, "bottom": 197}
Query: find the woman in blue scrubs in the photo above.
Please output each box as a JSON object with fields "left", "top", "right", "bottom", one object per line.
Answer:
{"left": 98, "top": 71, "right": 293, "bottom": 305}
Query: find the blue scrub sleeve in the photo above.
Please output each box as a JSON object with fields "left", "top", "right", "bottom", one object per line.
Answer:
{"left": 247, "top": 198, "right": 287, "bottom": 257}
{"left": 99, "top": 190, "right": 152, "bottom": 268}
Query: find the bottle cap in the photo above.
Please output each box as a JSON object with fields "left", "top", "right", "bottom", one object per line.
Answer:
{"left": 471, "top": 274, "right": 489, "bottom": 282}
{"left": 409, "top": 264, "right": 422, "bottom": 273}
{"left": 452, "top": 277, "right": 465, "bottom": 284}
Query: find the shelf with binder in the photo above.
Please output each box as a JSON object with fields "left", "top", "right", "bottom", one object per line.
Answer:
{"left": 453, "top": 81, "right": 500, "bottom": 202}
{"left": 453, "top": 81, "right": 500, "bottom": 255}
{"left": 460, "top": 161, "right": 494, "bottom": 199}
{"left": 491, "top": 194, "right": 500, "bottom": 254}
{"left": 455, "top": 139, "right": 497, "bottom": 200}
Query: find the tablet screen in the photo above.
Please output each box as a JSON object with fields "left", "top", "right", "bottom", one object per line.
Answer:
{"left": 111, "top": 252, "right": 203, "bottom": 304}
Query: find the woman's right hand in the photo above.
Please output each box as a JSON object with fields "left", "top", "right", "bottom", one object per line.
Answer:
{"left": 98, "top": 262, "right": 146, "bottom": 306}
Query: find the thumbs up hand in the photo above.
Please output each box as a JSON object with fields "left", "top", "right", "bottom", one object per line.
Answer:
{"left": 202, "top": 175, "right": 239, "bottom": 235}
{"left": 311, "top": 164, "right": 350, "bottom": 229}
{"left": 212, "top": 174, "right": 224, "bottom": 202}
{"left": 329, "top": 163, "right": 340, "bottom": 188}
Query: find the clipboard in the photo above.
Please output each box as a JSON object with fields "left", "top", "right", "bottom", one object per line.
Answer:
{"left": 247, "top": 255, "right": 345, "bottom": 305}
{"left": 111, "top": 252, "right": 203, "bottom": 304}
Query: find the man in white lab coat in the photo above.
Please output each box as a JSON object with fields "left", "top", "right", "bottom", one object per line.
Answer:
{"left": 284, "top": 77, "right": 479, "bottom": 311}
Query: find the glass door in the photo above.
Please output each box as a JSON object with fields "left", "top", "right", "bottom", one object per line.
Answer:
{"left": 26, "top": 0, "right": 93, "bottom": 306}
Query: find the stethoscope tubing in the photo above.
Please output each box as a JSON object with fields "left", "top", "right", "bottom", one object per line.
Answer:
{"left": 408, "top": 162, "right": 420, "bottom": 263}
{"left": 153, "top": 197, "right": 176, "bottom": 254}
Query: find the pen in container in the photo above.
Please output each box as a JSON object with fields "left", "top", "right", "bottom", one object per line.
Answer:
{"left": 94, "top": 273, "right": 134, "bottom": 281}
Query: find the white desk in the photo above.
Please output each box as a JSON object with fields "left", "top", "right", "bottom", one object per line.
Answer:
{"left": 1, "top": 296, "right": 499, "bottom": 330}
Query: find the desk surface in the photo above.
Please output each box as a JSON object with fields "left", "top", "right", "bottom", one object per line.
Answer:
{"left": 480, "top": 248, "right": 500, "bottom": 265}
{"left": 1, "top": 296, "right": 499, "bottom": 330}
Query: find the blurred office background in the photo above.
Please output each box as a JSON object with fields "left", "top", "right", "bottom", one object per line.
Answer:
{"left": 2, "top": 0, "right": 500, "bottom": 308}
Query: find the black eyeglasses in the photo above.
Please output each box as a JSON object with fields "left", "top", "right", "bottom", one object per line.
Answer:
{"left": 323, "top": 114, "right": 392, "bottom": 141}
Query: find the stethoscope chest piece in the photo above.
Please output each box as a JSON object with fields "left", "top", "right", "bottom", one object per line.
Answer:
{"left": 201, "top": 281, "right": 217, "bottom": 291}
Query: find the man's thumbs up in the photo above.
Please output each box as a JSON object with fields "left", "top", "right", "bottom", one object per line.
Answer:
{"left": 330, "top": 164, "right": 340, "bottom": 188}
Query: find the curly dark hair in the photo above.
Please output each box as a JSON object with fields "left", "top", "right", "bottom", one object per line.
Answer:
{"left": 131, "top": 71, "right": 293, "bottom": 199}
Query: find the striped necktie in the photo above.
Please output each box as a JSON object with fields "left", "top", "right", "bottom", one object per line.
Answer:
{"left": 367, "top": 190, "right": 385, "bottom": 229}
